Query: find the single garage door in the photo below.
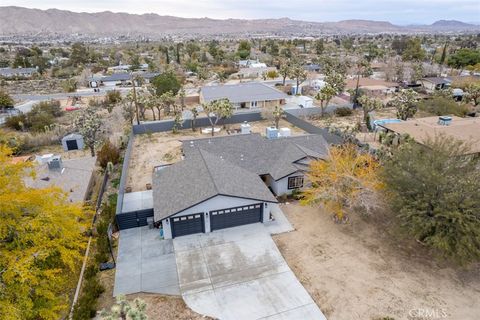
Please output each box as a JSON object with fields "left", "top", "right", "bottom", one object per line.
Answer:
{"left": 171, "top": 213, "right": 204, "bottom": 238}
{"left": 210, "top": 203, "right": 263, "bottom": 231}
{"left": 66, "top": 139, "right": 78, "bottom": 150}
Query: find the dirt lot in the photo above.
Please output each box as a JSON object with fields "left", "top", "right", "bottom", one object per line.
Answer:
{"left": 273, "top": 203, "right": 480, "bottom": 320}
{"left": 126, "top": 119, "right": 305, "bottom": 192}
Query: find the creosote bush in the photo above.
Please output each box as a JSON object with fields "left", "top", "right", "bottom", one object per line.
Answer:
{"left": 97, "top": 140, "right": 120, "bottom": 169}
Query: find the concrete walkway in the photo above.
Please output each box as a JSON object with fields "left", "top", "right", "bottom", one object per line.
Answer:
{"left": 113, "top": 227, "right": 180, "bottom": 296}
{"left": 174, "top": 223, "right": 326, "bottom": 320}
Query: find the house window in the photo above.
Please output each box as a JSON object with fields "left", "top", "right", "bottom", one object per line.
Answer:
{"left": 250, "top": 101, "right": 258, "bottom": 108}
{"left": 288, "top": 176, "right": 304, "bottom": 189}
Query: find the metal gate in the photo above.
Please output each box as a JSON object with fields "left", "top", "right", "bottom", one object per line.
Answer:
{"left": 210, "top": 203, "right": 263, "bottom": 231}
{"left": 171, "top": 213, "right": 205, "bottom": 238}
{"left": 116, "top": 209, "right": 154, "bottom": 230}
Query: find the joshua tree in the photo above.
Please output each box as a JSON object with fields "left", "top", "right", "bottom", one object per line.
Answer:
{"left": 74, "top": 106, "right": 102, "bottom": 157}
{"left": 203, "top": 99, "right": 233, "bottom": 136}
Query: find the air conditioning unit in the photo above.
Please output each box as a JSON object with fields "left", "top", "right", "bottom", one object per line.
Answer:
{"left": 279, "top": 127, "right": 291, "bottom": 138}
{"left": 266, "top": 127, "right": 279, "bottom": 139}
{"left": 240, "top": 121, "right": 251, "bottom": 134}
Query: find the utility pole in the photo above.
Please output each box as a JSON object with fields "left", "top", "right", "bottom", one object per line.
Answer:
{"left": 131, "top": 72, "right": 140, "bottom": 125}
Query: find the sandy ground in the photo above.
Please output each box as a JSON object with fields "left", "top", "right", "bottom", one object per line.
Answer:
{"left": 126, "top": 119, "right": 304, "bottom": 192}
{"left": 273, "top": 203, "right": 480, "bottom": 320}
{"left": 308, "top": 107, "right": 433, "bottom": 132}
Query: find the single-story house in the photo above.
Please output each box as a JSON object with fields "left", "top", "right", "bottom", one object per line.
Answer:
{"left": 200, "top": 82, "right": 287, "bottom": 110}
{"left": 107, "top": 63, "right": 149, "bottom": 73}
{"left": 418, "top": 77, "right": 451, "bottom": 92}
{"left": 346, "top": 78, "right": 399, "bottom": 93}
{"left": 377, "top": 116, "right": 480, "bottom": 154}
{"left": 24, "top": 155, "right": 96, "bottom": 203}
{"left": 0, "top": 67, "right": 38, "bottom": 78}
{"left": 304, "top": 64, "right": 321, "bottom": 73}
{"left": 238, "top": 59, "right": 266, "bottom": 68}
{"left": 97, "top": 72, "right": 160, "bottom": 87}
{"left": 237, "top": 66, "right": 277, "bottom": 79}
{"left": 152, "top": 133, "right": 329, "bottom": 239}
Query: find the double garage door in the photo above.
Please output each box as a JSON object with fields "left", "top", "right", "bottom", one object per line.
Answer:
{"left": 170, "top": 203, "right": 263, "bottom": 238}
{"left": 210, "top": 203, "right": 263, "bottom": 231}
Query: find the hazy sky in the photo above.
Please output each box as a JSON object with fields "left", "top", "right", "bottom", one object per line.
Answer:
{"left": 4, "top": 0, "right": 480, "bottom": 24}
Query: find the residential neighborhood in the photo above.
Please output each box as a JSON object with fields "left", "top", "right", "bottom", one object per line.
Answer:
{"left": 1, "top": 2, "right": 480, "bottom": 320}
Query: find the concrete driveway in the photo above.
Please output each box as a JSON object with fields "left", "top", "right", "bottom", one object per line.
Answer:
{"left": 174, "top": 223, "right": 326, "bottom": 320}
{"left": 113, "top": 226, "right": 180, "bottom": 296}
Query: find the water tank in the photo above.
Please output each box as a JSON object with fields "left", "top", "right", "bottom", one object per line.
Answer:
{"left": 266, "top": 127, "right": 279, "bottom": 139}
{"left": 240, "top": 121, "right": 251, "bottom": 134}
{"left": 279, "top": 127, "right": 291, "bottom": 137}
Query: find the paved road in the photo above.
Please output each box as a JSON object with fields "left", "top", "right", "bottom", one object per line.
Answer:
{"left": 13, "top": 87, "right": 131, "bottom": 103}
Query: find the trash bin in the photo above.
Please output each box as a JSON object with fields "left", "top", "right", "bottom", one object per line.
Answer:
{"left": 147, "top": 217, "right": 154, "bottom": 229}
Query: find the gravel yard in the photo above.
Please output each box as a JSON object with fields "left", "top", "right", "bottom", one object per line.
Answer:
{"left": 126, "top": 119, "right": 304, "bottom": 192}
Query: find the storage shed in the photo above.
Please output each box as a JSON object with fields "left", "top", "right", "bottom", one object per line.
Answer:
{"left": 62, "top": 133, "right": 84, "bottom": 151}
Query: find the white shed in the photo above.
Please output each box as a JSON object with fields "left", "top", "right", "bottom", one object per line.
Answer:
{"left": 62, "top": 133, "right": 84, "bottom": 151}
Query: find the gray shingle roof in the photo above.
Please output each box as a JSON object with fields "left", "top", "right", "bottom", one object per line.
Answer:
{"left": 101, "top": 72, "right": 160, "bottom": 82}
{"left": 153, "top": 148, "right": 277, "bottom": 221}
{"left": 201, "top": 82, "right": 287, "bottom": 104}
{"left": 182, "top": 133, "right": 329, "bottom": 180}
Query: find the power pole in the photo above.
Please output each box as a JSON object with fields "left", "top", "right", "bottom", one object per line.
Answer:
{"left": 131, "top": 73, "right": 140, "bottom": 125}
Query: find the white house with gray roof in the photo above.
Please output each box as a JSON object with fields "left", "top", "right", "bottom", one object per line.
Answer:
{"left": 200, "top": 82, "right": 287, "bottom": 110}
{"left": 152, "top": 133, "right": 329, "bottom": 239}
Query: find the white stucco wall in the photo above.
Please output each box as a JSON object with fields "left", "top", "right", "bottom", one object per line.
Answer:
{"left": 161, "top": 195, "right": 274, "bottom": 239}
{"left": 270, "top": 172, "right": 305, "bottom": 196}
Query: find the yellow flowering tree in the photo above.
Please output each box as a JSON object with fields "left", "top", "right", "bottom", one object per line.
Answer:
{"left": 301, "top": 144, "right": 383, "bottom": 222}
{"left": 0, "top": 146, "right": 90, "bottom": 320}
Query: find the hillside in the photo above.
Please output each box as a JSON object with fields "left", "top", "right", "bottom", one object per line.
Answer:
{"left": 0, "top": 6, "right": 478, "bottom": 37}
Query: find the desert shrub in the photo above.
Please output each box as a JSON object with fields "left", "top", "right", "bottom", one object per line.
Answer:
{"left": 5, "top": 114, "right": 27, "bottom": 130}
{"left": 28, "top": 112, "right": 55, "bottom": 132}
{"left": 71, "top": 270, "right": 105, "bottom": 320}
{"left": 5, "top": 100, "right": 63, "bottom": 132}
{"left": 419, "top": 97, "right": 470, "bottom": 117}
{"left": 334, "top": 107, "right": 353, "bottom": 117}
{"left": 32, "top": 100, "right": 63, "bottom": 117}
{"left": 97, "top": 140, "right": 120, "bottom": 169}
{"left": 0, "top": 90, "right": 14, "bottom": 108}
{"left": 22, "top": 130, "right": 64, "bottom": 149}
{"left": 0, "top": 130, "right": 26, "bottom": 154}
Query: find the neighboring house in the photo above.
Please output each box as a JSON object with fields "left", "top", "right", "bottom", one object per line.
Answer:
{"left": 346, "top": 78, "right": 399, "bottom": 93}
{"left": 95, "top": 72, "right": 159, "bottom": 87}
{"left": 151, "top": 133, "right": 330, "bottom": 239}
{"left": 24, "top": 155, "right": 97, "bottom": 203}
{"left": 0, "top": 67, "right": 38, "bottom": 78}
{"left": 418, "top": 77, "right": 451, "bottom": 92}
{"left": 200, "top": 82, "right": 287, "bottom": 110}
{"left": 238, "top": 59, "right": 267, "bottom": 68}
{"left": 304, "top": 63, "right": 321, "bottom": 73}
{"left": 237, "top": 66, "right": 277, "bottom": 79}
{"left": 377, "top": 116, "right": 480, "bottom": 154}
{"left": 107, "top": 63, "right": 149, "bottom": 73}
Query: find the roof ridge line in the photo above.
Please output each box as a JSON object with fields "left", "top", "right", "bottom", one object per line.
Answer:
{"left": 198, "top": 149, "right": 220, "bottom": 195}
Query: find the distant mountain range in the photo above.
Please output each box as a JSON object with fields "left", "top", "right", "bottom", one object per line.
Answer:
{"left": 0, "top": 6, "right": 478, "bottom": 38}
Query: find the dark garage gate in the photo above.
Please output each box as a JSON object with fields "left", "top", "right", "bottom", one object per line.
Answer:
{"left": 116, "top": 209, "right": 154, "bottom": 230}
{"left": 171, "top": 213, "right": 205, "bottom": 238}
{"left": 210, "top": 203, "right": 263, "bottom": 231}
